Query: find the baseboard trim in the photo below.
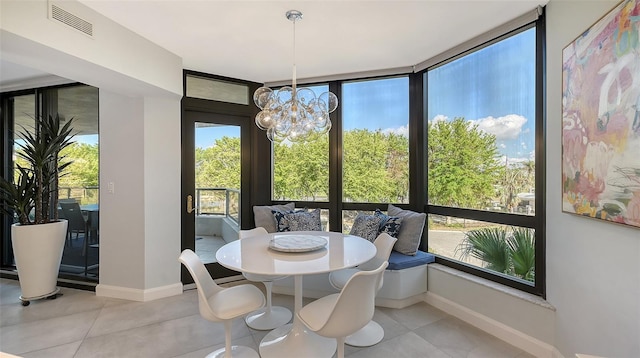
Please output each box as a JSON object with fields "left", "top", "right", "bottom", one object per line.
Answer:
{"left": 425, "top": 292, "right": 557, "bottom": 358}
{"left": 96, "top": 282, "right": 183, "bottom": 302}
{"left": 272, "top": 285, "right": 424, "bottom": 309}
{"left": 375, "top": 294, "right": 424, "bottom": 309}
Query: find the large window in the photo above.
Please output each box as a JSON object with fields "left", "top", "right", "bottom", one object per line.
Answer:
{"left": 266, "top": 12, "right": 544, "bottom": 295}
{"left": 342, "top": 77, "right": 410, "bottom": 204}
{"left": 1, "top": 84, "right": 100, "bottom": 281}
{"left": 425, "top": 22, "right": 544, "bottom": 294}
{"left": 427, "top": 28, "right": 536, "bottom": 215}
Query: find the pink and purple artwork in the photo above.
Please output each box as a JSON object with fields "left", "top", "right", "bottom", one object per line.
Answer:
{"left": 562, "top": 0, "right": 640, "bottom": 228}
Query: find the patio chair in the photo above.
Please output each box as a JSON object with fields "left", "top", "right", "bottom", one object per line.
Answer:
{"left": 60, "top": 202, "right": 88, "bottom": 248}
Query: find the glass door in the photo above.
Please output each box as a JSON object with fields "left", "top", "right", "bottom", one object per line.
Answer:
{"left": 181, "top": 110, "right": 249, "bottom": 281}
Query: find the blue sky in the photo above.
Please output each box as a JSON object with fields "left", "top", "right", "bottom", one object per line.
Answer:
{"left": 427, "top": 28, "right": 536, "bottom": 162}
{"left": 196, "top": 125, "right": 240, "bottom": 148}
{"left": 200, "top": 28, "right": 536, "bottom": 162}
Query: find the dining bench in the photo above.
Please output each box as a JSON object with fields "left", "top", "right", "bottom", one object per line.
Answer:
{"left": 272, "top": 249, "right": 435, "bottom": 309}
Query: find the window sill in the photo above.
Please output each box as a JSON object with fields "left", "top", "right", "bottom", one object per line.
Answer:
{"left": 428, "top": 263, "right": 555, "bottom": 311}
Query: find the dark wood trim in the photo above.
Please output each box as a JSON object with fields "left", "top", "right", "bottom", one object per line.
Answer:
{"left": 181, "top": 70, "right": 262, "bottom": 282}
{"left": 534, "top": 7, "right": 547, "bottom": 298}
{"left": 328, "top": 81, "right": 343, "bottom": 232}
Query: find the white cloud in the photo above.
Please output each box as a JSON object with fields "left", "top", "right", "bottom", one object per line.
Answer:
{"left": 470, "top": 114, "right": 527, "bottom": 140}
{"left": 382, "top": 125, "right": 409, "bottom": 137}
{"left": 431, "top": 114, "right": 448, "bottom": 123}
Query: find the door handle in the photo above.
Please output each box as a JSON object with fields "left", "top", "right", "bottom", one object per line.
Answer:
{"left": 186, "top": 195, "right": 196, "bottom": 214}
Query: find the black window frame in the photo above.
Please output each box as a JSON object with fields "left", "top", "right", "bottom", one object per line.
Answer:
{"left": 1, "top": 82, "right": 101, "bottom": 284}
{"left": 248, "top": 10, "right": 547, "bottom": 296}
{"left": 422, "top": 13, "right": 546, "bottom": 297}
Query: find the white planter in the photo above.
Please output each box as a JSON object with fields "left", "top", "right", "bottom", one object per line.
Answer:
{"left": 11, "top": 220, "right": 68, "bottom": 302}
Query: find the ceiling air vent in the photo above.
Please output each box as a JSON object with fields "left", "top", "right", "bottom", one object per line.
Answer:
{"left": 49, "top": 3, "right": 93, "bottom": 37}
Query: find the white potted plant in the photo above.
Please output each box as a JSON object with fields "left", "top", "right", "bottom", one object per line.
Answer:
{"left": 0, "top": 114, "right": 74, "bottom": 306}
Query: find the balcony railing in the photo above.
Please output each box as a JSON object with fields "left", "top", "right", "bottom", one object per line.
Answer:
{"left": 59, "top": 186, "right": 99, "bottom": 205}
{"left": 58, "top": 186, "right": 240, "bottom": 223}
{"left": 195, "top": 187, "right": 240, "bottom": 224}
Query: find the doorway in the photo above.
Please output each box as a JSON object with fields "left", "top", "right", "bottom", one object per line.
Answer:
{"left": 181, "top": 110, "right": 250, "bottom": 281}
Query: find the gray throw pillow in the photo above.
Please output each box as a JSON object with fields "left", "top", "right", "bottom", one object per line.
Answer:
{"left": 283, "top": 208, "right": 322, "bottom": 231}
{"left": 349, "top": 212, "right": 384, "bottom": 242}
{"left": 253, "top": 202, "right": 295, "bottom": 233}
{"left": 387, "top": 204, "right": 426, "bottom": 255}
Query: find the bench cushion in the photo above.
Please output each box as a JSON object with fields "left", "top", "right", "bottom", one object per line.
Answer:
{"left": 387, "top": 250, "right": 435, "bottom": 270}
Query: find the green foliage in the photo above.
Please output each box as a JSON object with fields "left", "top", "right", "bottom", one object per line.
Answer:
{"left": 496, "top": 160, "right": 535, "bottom": 212}
{"left": 0, "top": 166, "right": 36, "bottom": 224}
{"left": 274, "top": 135, "right": 329, "bottom": 200}
{"left": 342, "top": 129, "right": 409, "bottom": 202}
{"left": 456, "top": 227, "right": 510, "bottom": 273}
{"left": 427, "top": 118, "right": 501, "bottom": 209}
{"left": 0, "top": 114, "right": 75, "bottom": 225}
{"left": 272, "top": 129, "right": 411, "bottom": 202}
{"left": 456, "top": 226, "right": 535, "bottom": 282}
{"left": 59, "top": 143, "right": 99, "bottom": 187}
{"left": 195, "top": 136, "right": 241, "bottom": 190}
{"left": 508, "top": 227, "right": 536, "bottom": 281}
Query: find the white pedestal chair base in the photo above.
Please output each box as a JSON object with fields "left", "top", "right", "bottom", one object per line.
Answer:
{"left": 260, "top": 322, "right": 337, "bottom": 358}
{"left": 244, "top": 305, "right": 292, "bottom": 330}
{"left": 206, "top": 345, "right": 259, "bottom": 358}
{"left": 345, "top": 320, "right": 384, "bottom": 347}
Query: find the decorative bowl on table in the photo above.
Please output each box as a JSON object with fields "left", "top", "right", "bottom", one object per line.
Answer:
{"left": 269, "top": 234, "right": 328, "bottom": 253}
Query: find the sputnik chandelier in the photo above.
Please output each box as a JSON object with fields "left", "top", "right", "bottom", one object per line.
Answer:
{"left": 253, "top": 10, "right": 338, "bottom": 142}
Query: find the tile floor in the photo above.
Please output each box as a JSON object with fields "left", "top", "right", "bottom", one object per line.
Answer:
{"left": 194, "top": 236, "right": 227, "bottom": 264}
{"left": 0, "top": 278, "right": 534, "bottom": 358}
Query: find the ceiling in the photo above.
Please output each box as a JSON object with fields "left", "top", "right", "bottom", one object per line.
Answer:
{"left": 1, "top": 0, "right": 548, "bottom": 87}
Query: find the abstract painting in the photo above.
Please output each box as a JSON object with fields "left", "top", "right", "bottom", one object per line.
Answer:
{"left": 562, "top": 0, "right": 640, "bottom": 228}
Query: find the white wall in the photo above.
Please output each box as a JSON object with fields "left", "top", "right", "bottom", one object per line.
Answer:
{"left": 0, "top": 0, "right": 182, "bottom": 97}
{"left": 1, "top": 0, "right": 184, "bottom": 300}
{"left": 546, "top": 1, "right": 640, "bottom": 357}
{"left": 98, "top": 92, "right": 146, "bottom": 289}
{"left": 143, "top": 97, "right": 181, "bottom": 289}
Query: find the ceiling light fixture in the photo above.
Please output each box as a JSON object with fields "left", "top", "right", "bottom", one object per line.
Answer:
{"left": 253, "top": 10, "right": 338, "bottom": 142}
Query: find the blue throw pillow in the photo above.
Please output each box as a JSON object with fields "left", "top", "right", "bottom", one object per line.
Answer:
{"left": 272, "top": 209, "right": 295, "bottom": 232}
{"left": 375, "top": 209, "right": 403, "bottom": 238}
{"left": 349, "top": 212, "right": 384, "bottom": 242}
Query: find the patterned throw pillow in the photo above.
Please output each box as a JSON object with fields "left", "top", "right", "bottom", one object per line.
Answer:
{"left": 273, "top": 208, "right": 322, "bottom": 232}
{"left": 285, "top": 208, "right": 322, "bottom": 231}
{"left": 374, "top": 209, "right": 403, "bottom": 238}
{"left": 272, "top": 209, "right": 296, "bottom": 232}
{"left": 349, "top": 213, "right": 384, "bottom": 242}
{"left": 254, "top": 202, "right": 295, "bottom": 233}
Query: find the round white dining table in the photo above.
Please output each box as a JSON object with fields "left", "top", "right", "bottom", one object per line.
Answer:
{"left": 215, "top": 230, "right": 376, "bottom": 358}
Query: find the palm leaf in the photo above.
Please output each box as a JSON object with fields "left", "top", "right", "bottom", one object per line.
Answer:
{"left": 456, "top": 227, "right": 510, "bottom": 273}
{"left": 507, "top": 227, "right": 535, "bottom": 281}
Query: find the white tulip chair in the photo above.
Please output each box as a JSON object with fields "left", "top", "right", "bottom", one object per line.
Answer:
{"left": 328, "top": 233, "right": 396, "bottom": 346}
{"left": 179, "top": 249, "right": 265, "bottom": 358}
